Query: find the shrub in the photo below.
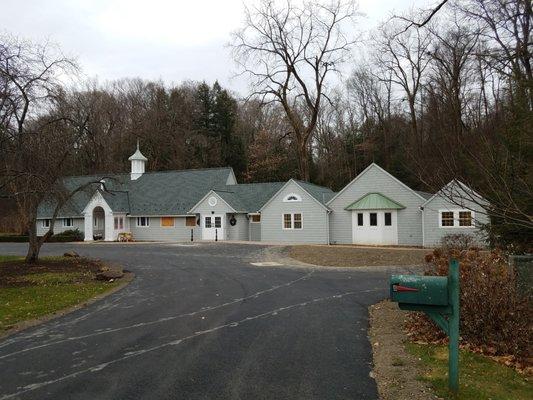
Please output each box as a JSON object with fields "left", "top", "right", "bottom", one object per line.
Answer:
{"left": 0, "top": 234, "right": 28, "bottom": 242}
{"left": 407, "top": 247, "right": 532, "bottom": 367}
{"left": 440, "top": 233, "right": 477, "bottom": 252}
{"left": 49, "top": 229, "right": 84, "bottom": 242}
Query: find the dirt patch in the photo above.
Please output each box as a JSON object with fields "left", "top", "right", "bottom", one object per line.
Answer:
{"left": 369, "top": 300, "right": 438, "bottom": 400}
{"left": 290, "top": 245, "right": 429, "bottom": 267}
{"left": 0, "top": 257, "right": 104, "bottom": 287}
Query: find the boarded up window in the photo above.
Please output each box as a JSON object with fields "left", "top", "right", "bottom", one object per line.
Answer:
{"left": 251, "top": 215, "right": 261, "bottom": 223}
{"left": 161, "top": 217, "right": 174, "bottom": 227}
{"left": 186, "top": 216, "right": 196, "bottom": 227}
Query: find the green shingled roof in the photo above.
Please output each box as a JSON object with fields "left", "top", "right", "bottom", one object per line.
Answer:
{"left": 294, "top": 180, "right": 336, "bottom": 205}
{"left": 37, "top": 168, "right": 336, "bottom": 218}
{"left": 345, "top": 192, "right": 405, "bottom": 210}
{"left": 214, "top": 182, "right": 286, "bottom": 212}
{"left": 37, "top": 168, "right": 235, "bottom": 218}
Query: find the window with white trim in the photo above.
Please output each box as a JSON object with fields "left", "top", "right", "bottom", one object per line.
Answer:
{"left": 63, "top": 218, "right": 73, "bottom": 227}
{"left": 283, "top": 193, "right": 302, "bottom": 202}
{"left": 250, "top": 215, "right": 261, "bottom": 223}
{"left": 42, "top": 219, "right": 51, "bottom": 228}
{"left": 136, "top": 217, "right": 150, "bottom": 227}
{"left": 114, "top": 216, "right": 124, "bottom": 230}
{"left": 282, "top": 213, "right": 303, "bottom": 230}
{"left": 439, "top": 210, "right": 475, "bottom": 228}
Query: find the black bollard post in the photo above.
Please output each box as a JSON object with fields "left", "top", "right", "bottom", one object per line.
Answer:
{"left": 215, "top": 229, "right": 218, "bottom": 242}
{"left": 190, "top": 229, "right": 193, "bottom": 242}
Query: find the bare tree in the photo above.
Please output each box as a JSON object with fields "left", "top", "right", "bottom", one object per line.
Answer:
{"left": 0, "top": 35, "right": 104, "bottom": 263}
{"left": 231, "top": 0, "right": 358, "bottom": 180}
{"left": 372, "top": 20, "right": 432, "bottom": 155}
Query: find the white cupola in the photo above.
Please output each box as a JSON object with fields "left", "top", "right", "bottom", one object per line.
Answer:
{"left": 128, "top": 140, "right": 148, "bottom": 180}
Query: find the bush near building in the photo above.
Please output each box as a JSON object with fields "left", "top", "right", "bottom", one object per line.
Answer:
{"left": 407, "top": 241, "right": 531, "bottom": 371}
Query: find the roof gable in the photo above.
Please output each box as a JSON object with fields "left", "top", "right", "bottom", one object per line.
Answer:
{"left": 326, "top": 163, "right": 426, "bottom": 206}
{"left": 259, "top": 179, "right": 332, "bottom": 212}
{"left": 422, "top": 180, "right": 488, "bottom": 208}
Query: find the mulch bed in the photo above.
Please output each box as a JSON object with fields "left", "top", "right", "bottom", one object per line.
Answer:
{"left": 289, "top": 245, "right": 430, "bottom": 267}
{"left": 0, "top": 258, "right": 104, "bottom": 288}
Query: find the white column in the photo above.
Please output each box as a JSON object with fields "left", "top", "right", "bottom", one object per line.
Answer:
{"left": 84, "top": 212, "right": 93, "bottom": 241}
{"left": 104, "top": 212, "right": 114, "bottom": 241}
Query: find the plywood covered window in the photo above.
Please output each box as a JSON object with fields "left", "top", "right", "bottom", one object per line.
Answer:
{"left": 251, "top": 215, "right": 261, "bottom": 223}
{"left": 161, "top": 217, "right": 174, "bottom": 227}
{"left": 186, "top": 216, "right": 196, "bottom": 227}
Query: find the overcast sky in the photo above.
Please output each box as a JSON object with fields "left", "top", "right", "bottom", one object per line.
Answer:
{"left": 2, "top": 0, "right": 432, "bottom": 94}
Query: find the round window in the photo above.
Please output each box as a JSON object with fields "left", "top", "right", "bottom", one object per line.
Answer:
{"left": 208, "top": 196, "right": 218, "bottom": 207}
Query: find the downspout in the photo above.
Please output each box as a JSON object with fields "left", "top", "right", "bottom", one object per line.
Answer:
{"left": 326, "top": 210, "right": 331, "bottom": 246}
{"left": 420, "top": 206, "right": 425, "bottom": 247}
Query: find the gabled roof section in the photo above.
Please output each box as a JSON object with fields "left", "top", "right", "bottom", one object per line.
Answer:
{"left": 422, "top": 180, "right": 488, "bottom": 207}
{"left": 259, "top": 179, "right": 333, "bottom": 212}
{"left": 214, "top": 182, "right": 285, "bottom": 213}
{"left": 345, "top": 192, "right": 405, "bottom": 210}
{"left": 326, "top": 163, "right": 427, "bottom": 205}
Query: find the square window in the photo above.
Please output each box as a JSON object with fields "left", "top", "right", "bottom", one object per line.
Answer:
{"left": 63, "top": 218, "right": 73, "bottom": 227}
{"left": 384, "top": 212, "right": 392, "bottom": 226}
{"left": 251, "top": 215, "right": 261, "bottom": 223}
{"left": 441, "top": 211, "right": 454, "bottom": 227}
{"left": 293, "top": 213, "right": 302, "bottom": 229}
{"left": 369, "top": 213, "right": 377, "bottom": 226}
{"left": 186, "top": 216, "right": 196, "bottom": 227}
{"left": 283, "top": 214, "right": 292, "bottom": 229}
{"left": 42, "top": 219, "right": 51, "bottom": 228}
{"left": 459, "top": 211, "right": 472, "bottom": 227}
{"left": 357, "top": 213, "right": 364, "bottom": 226}
{"left": 161, "top": 217, "right": 174, "bottom": 227}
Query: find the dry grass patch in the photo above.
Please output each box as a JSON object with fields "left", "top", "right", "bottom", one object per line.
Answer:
{"left": 289, "top": 245, "right": 428, "bottom": 267}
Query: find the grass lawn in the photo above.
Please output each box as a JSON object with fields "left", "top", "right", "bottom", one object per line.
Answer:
{"left": 407, "top": 343, "right": 532, "bottom": 400}
{"left": 0, "top": 255, "right": 121, "bottom": 331}
{"left": 289, "top": 245, "right": 429, "bottom": 267}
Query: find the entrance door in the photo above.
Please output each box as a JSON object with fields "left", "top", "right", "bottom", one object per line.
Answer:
{"left": 352, "top": 210, "right": 398, "bottom": 245}
{"left": 202, "top": 214, "right": 224, "bottom": 240}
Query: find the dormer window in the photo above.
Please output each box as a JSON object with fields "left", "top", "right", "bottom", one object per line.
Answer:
{"left": 283, "top": 193, "right": 302, "bottom": 202}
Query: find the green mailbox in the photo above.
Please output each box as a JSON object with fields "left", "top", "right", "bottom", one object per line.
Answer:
{"left": 389, "top": 259, "right": 460, "bottom": 394}
{"left": 390, "top": 275, "right": 448, "bottom": 307}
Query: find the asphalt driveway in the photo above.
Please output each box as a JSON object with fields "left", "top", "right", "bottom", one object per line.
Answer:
{"left": 0, "top": 242, "right": 391, "bottom": 400}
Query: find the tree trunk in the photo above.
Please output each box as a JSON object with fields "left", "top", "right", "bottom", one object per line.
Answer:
{"left": 297, "top": 142, "right": 310, "bottom": 181}
{"left": 25, "top": 217, "right": 52, "bottom": 264}
{"left": 25, "top": 222, "right": 41, "bottom": 264}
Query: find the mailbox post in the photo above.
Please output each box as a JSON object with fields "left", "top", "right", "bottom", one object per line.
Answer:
{"left": 390, "top": 259, "right": 460, "bottom": 393}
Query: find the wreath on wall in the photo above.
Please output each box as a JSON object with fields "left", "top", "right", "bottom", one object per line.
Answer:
{"left": 229, "top": 216, "right": 237, "bottom": 226}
